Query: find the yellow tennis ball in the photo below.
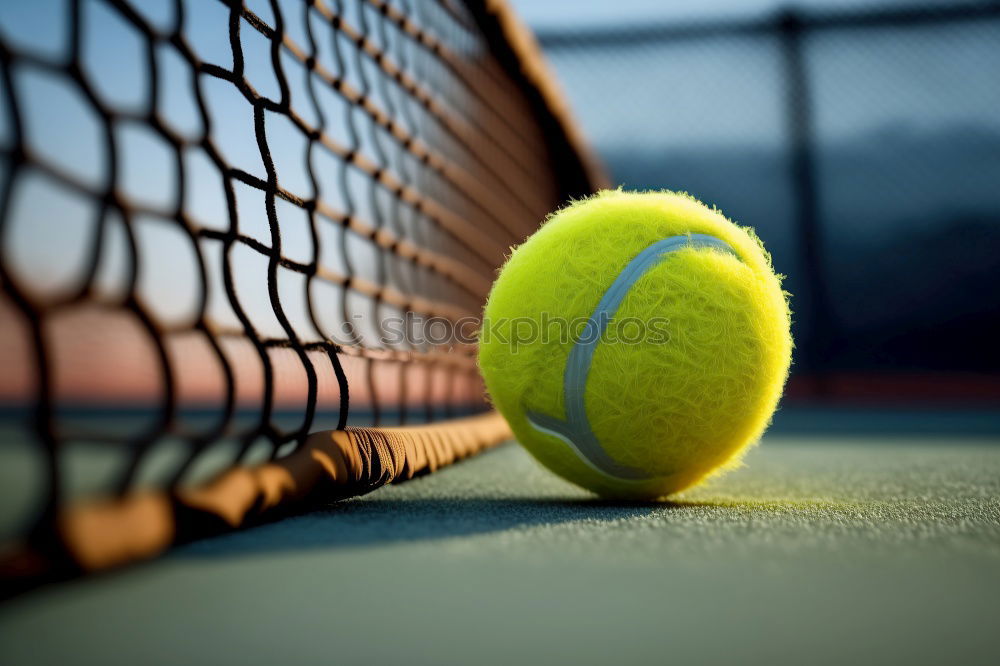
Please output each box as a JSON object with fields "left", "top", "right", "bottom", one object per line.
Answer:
{"left": 478, "top": 190, "right": 792, "bottom": 499}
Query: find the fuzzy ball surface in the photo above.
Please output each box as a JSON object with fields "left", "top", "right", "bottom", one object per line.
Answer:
{"left": 478, "top": 190, "right": 793, "bottom": 498}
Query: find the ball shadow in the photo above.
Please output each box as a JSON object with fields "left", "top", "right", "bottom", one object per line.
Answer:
{"left": 174, "top": 495, "right": 707, "bottom": 559}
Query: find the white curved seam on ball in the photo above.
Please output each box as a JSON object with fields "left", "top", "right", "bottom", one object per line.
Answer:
{"left": 524, "top": 233, "right": 740, "bottom": 481}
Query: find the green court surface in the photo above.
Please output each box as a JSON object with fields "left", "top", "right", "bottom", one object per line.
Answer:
{"left": 1, "top": 415, "right": 999, "bottom": 665}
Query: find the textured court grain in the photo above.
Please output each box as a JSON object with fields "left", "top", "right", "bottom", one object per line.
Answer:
{"left": 1, "top": 429, "right": 999, "bottom": 665}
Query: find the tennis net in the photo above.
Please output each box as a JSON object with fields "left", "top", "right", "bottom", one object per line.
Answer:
{"left": 0, "top": 0, "right": 603, "bottom": 589}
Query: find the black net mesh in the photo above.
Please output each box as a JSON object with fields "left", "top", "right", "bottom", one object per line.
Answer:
{"left": 0, "top": 0, "right": 593, "bottom": 546}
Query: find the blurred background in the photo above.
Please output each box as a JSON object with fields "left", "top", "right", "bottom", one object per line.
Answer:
{"left": 513, "top": 0, "right": 1000, "bottom": 407}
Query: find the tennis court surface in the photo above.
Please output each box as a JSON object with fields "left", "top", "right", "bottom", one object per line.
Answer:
{"left": 2, "top": 408, "right": 998, "bottom": 665}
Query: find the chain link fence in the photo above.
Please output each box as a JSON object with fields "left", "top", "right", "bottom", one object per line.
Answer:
{"left": 537, "top": 2, "right": 1000, "bottom": 393}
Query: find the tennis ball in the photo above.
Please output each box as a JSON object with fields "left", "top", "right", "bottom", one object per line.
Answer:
{"left": 478, "top": 190, "right": 792, "bottom": 499}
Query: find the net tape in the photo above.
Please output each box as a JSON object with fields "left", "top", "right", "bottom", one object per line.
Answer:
{"left": 0, "top": 0, "right": 600, "bottom": 582}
